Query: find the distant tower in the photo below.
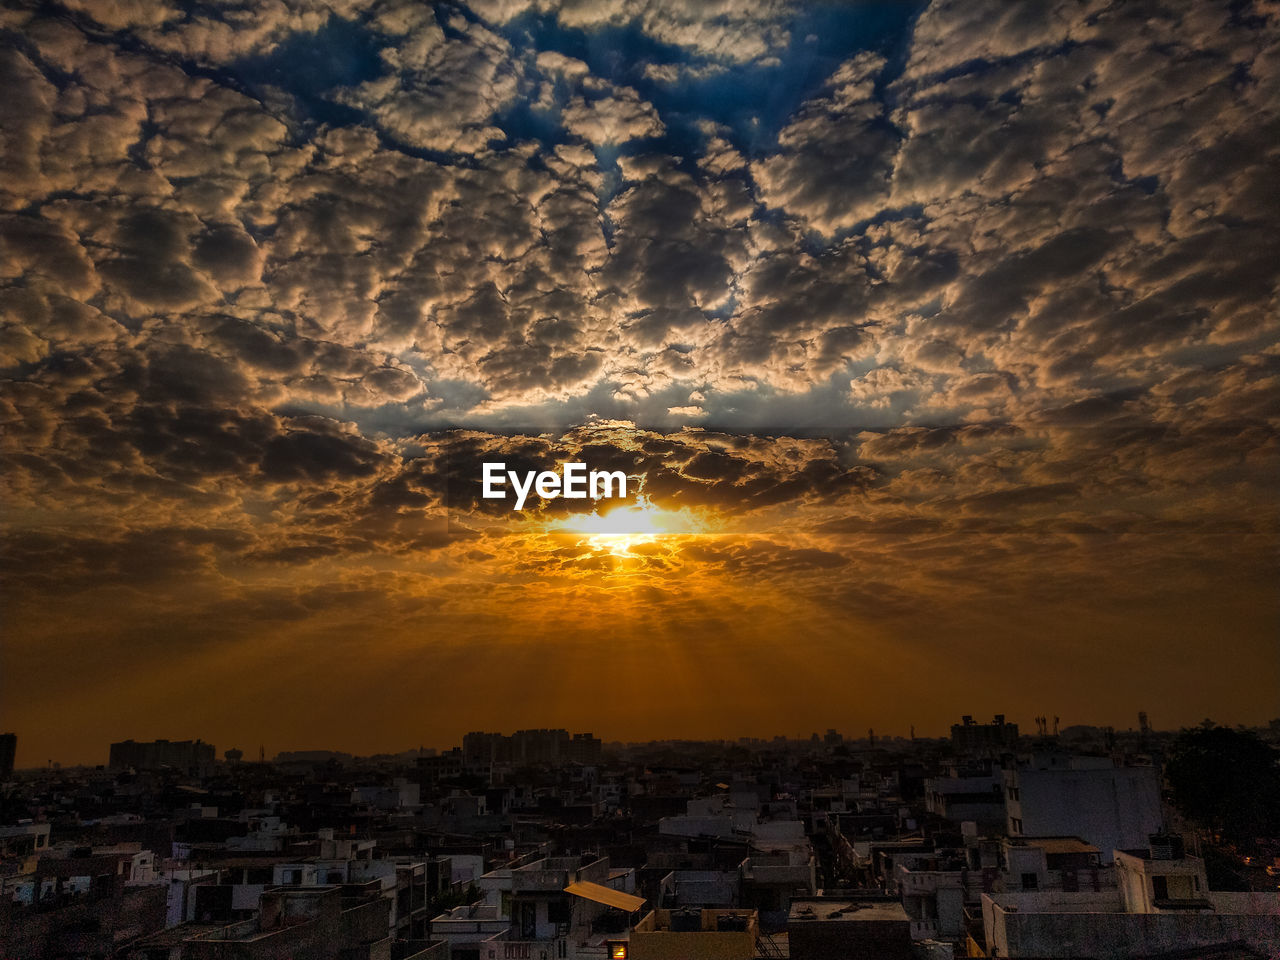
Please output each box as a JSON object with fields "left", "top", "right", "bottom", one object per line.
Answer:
{"left": 1138, "top": 712, "right": 1150, "bottom": 736}
{"left": 868, "top": 728, "right": 875, "bottom": 748}
{"left": 259, "top": 745, "right": 265, "bottom": 763}
{"left": 225, "top": 747, "right": 243, "bottom": 763}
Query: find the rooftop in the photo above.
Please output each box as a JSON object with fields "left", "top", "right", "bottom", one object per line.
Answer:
{"left": 788, "top": 899, "right": 910, "bottom": 923}
{"left": 1010, "top": 837, "right": 1100, "bottom": 855}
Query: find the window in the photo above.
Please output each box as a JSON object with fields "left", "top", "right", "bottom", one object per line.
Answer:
{"left": 1021, "top": 873, "right": 1038, "bottom": 890}
{"left": 547, "top": 899, "right": 571, "bottom": 924}
{"left": 1152, "top": 876, "right": 1169, "bottom": 901}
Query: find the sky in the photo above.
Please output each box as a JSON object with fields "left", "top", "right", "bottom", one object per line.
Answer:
{"left": 1, "top": 0, "right": 1278, "bottom": 767}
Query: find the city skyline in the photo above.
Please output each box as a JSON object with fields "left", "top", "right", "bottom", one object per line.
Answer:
{"left": 6, "top": 711, "right": 1273, "bottom": 771}
{"left": 3, "top": 0, "right": 1279, "bottom": 767}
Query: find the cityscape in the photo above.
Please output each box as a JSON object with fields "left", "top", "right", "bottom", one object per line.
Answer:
{"left": 2, "top": 718, "right": 1279, "bottom": 959}
{"left": 3, "top": 0, "right": 1279, "bottom": 956}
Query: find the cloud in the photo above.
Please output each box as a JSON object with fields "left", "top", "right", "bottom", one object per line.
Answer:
{"left": 561, "top": 89, "right": 665, "bottom": 146}
{"left": 479, "top": 0, "right": 793, "bottom": 64}
{"left": 2, "top": 0, "right": 1278, "bottom": 759}
{"left": 752, "top": 53, "right": 895, "bottom": 234}
{"left": 336, "top": 7, "right": 519, "bottom": 153}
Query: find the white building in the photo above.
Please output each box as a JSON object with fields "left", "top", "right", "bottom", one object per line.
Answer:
{"left": 433, "top": 855, "right": 643, "bottom": 960}
{"left": 979, "top": 836, "right": 1280, "bottom": 958}
{"left": 924, "top": 770, "right": 1006, "bottom": 831}
{"left": 1004, "top": 757, "right": 1161, "bottom": 864}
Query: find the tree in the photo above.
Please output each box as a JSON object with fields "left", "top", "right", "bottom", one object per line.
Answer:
{"left": 1164, "top": 722, "right": 1280, "bottom": 847}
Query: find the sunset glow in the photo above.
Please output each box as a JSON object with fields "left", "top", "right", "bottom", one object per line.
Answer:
{"left": 1, "top": 0, "right": 1277, "bottom": 767}
{"left": 552, "top": 494, "right": 711, "bottom": 554}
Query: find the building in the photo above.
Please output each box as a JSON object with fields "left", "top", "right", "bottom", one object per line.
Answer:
{"left": 741, "top": 847, "right": 817, "bottom": 930}
{"left": 434, "top": 854, "right": 642, "bottom": 960}
{"left": 109, "top": 739, "right": 216, "bottom": 775}
{"left": 463, "top": 733, "right": 509, "bottom": 769}
{"left": 787, "top": 898, "right": 913, "bottom": 960}
{"left": 629, "top": 908, "right": 759, "bottom": 960}
{"left": 1, "top": 849, "right": 168, "bottom": 960}
{"left": 0, "top": 822, "right": 50, "bottom": 862}
{"left": 352, "top": 779, "right": 421, "bottom": 811}
{"left": 510, "top": 730, "right": 570, "bottom": 765}
{"left": 999, "top": 837, "right": 1111, "bottom": 893}
{"left": 265, "top": 856, "right": 432, "bottom": 940}
{"left": 157, "top": 885, "right": 395, "bottom": 960}
{"left": 460, "top": 730, "right": 600, "bottom": 771}
{"left": 951, "top": 716, "right": 1019, "bottom": 754}
{"left": 1004, "top": 757, "right": 1161, "bottom": 864}
{"left": 923, "top": 768, "right": 1006, "bottom": 833}
{"left": 566, "top": 733, "right": 602, "bottom": 764}
{"left": 417, "top": 750, "right": 465, "bottom": 783}
{"left": 976, "top": 835, "right": 1280, "bottom": 958}
{"left": 893, "top": 850, "right": 973, "bottom": 941}
{"left": 0, "top": 732, "right": 16, "bottom": 780}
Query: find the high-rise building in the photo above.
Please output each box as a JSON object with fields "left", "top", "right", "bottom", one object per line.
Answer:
{"left": 566, "top": 732, "right": 602, "bottom": 763}
{"left": 108, "top": 738, "right": 215, "bottom": 774}
{"left": 0, "top": 733, "right": 15, "bottom": 780}
{"left": 951, "top": 715, "right": 1020, "bottom": 752}
{"left": 462, "top": 731, "right": 509, "bottom": 767}
{"left": 510, "top": 728, "right": 570, "bottom": 764}
{"left": 461, "top": 729, "right": 600, "bottom": 767}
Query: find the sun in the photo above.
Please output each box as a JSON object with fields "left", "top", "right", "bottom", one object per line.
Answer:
{"left": 550, "top": 494, "right": 704, "bottom": 555}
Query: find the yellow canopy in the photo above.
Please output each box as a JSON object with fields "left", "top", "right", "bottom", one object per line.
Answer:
{"left": 563, "top": 880, "right": 645, "bottom": 912}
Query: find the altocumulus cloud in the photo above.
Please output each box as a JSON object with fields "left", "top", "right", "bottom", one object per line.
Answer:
{"left": 0, "top": 0, "right": 1277, "bottom": 756}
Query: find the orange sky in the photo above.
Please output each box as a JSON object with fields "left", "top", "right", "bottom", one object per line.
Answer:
{"left": 3, "top": 0, "right": 1279, "bottom": 766}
